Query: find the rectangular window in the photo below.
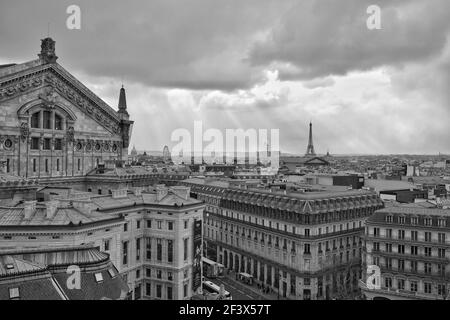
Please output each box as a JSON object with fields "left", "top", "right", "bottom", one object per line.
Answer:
{"left": 77, "top": 158, "right": 81, "bottom": 171}
{"left": 157, "top": 239, "right": 162, "bottom": 261}
{"left": 168, "top": 240, "right": 173, "bottom": 263}
{"left": 56, "top": 158, "right": 60, "bottom": 172}
{"left": 122, "top": 241, "right": 128, "bottom": 265}
{"left": 43, "top": 138, "right": 51, "bottom": 150}
{"left": 156, "top": 285, "right": 162, "bottom": 298}
{"left": 184, "top": 238, "right": 188, "bottom": 260}
{"left": 168, "top": 221, "right": 173, "bottom": 230}
{"left": 136, "top": 238, "right": 141, "bottom": 261}
{"left": 386, "top": 229, "right": 392, "bottom": 238}
{"left": 373, "top": 227, "right": 380, "bottom": 237}
{"left": 398, "top": 259, "right": 405, "bottom": 271}
{"left": 45, "top": 159, "right": 49, "bottom": 172}
{"left": 424, "top": 262, "right": 432, "bottom": 274}
{"left": 32, "top": 158, "right": 37, "bottom": 172}
{"left": 147, "top": 220, "right": 152, "bottom": 228}
{"left": 410, "top": 281, "right": 418, "bottom": 292}
{"left": 304, "top": 243, "right": 311, "bottom": 254}
{"left": 425, "top": 247, "right": 432, "bottom": 257}
{"left": 438, "top": 284, "right": 446, "bottom": 296}
{"left": 104, "top": 239, "right": 110, "bottom": 251}
{"left": 411, "top": 246, "right": 418, "bottom": 255}
{"left": 31, "top": 137, "right": 40, "bottom": 150}
{"left": 438, "top": 233, "right": 445, "bottom": 244}
{"left": 398, "top": 279, "right": 405, "bottom": 290}
{"left": 386, "top": 243, "right": 392, "bottom": 253}
{"left": 167, "top": 286, "right": 173, "bottom": 300}
{"left": 398, "top": 230, "right": 405, "bottom": 240}
{"left": 146, "top": 238, "right": 152, "bottom": 260}
{"left": 385, "top": 277, "right": 392, "bottom": 288}
{"left": 411, "top": 231, "right": 418, "bottom": 241}
{"left": 55, "top": 138, "right": 62, "bottom": 150}
{"left": 425, "top": 232, "right": 432, "bottom": 242}
{"left": 124, "top": 223, "right": 128, "bottom": 232}
{"left": 424, "top": 282, "right": 432, "bottom": 294}
{"left": 146, "top": 283, "right": 151, "bottom": 296}
{"left": 157, "top": 220, "right": 162, "bottom": 229}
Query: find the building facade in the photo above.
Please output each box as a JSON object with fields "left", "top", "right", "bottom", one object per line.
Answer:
{"left": 0, "top": 184, "right": 205, "bottom": 300}
{"left": 182, "top": 177, "right": 383, "bottom": 300}
{"left": 361, "top": 206, "right": 450, "bottom": 300}
{"left": 0, "top": 38, "right": 133, "bottom": 180}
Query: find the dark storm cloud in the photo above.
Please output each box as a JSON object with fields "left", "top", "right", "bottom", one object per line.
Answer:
{"left": 0, "top": 0, "right": 295, "bottom": 91}
{"left": 249, "top": 0, "right": 450, "bottom": 80}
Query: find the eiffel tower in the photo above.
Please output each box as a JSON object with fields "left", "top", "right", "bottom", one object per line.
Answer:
{"left": 305, "top": 121, "right": 316, "bottom": 157}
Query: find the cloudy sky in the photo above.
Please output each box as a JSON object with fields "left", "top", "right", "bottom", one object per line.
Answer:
{"left": 1, "top": 0, "right": 449, "bottom": 155}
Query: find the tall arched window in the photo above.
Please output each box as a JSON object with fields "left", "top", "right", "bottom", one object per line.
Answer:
{"left": 43, "top": 111, "right": 51, "bottom": 129}
{"left": 31, "top": 112, "right": 40, "bottom": 128}
{"left": 55, "top": 114, "right": 63, "bottom": 130}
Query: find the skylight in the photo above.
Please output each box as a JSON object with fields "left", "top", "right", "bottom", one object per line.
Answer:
{"left": 94, "top": 272, "right": 104, "bottom": 283}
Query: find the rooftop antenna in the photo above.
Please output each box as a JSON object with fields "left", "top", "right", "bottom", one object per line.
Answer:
{"left": 47, "top": 22, "right": 51, "bottom": 38}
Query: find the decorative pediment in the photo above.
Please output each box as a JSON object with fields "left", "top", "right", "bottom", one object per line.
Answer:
{"left": 0, "top": 63, "right": 122, "bottom": 135}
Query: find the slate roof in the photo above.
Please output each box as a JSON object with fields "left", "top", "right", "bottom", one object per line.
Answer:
{"left": 0, "top": 204, "right": 119, "bottom": 227}
{"left": 0, "top": 246, "right": 129, "bottom": 300}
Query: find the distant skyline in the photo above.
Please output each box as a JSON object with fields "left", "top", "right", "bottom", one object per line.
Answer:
{"left": 1, "top": 0, "right": 449, "bottom": 155}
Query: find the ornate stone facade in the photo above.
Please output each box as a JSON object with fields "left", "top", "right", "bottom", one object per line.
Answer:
{"left": 0, "top": 38, "right": 133, "bottom": 180}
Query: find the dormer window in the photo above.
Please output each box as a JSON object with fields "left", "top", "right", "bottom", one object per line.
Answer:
{"left": 386, "top": 215, "right": 393, "bottom": 223}
{"left": 9, "top": 287, "right": 20, "bottom": 300}
{"left": 425, "top": 217, "right": 433, "bottom": 227}
{"left": 398, "top": 216, "right": 405, "bottom": 224}
{"left": 94, "top": 272, "right": 104, "bottom": 283}
{"left": 107, "top": 268, "right": 117, "bottom": 278}
{"left": 411, "top": 216, "right": 418, "bottom": 225}
{"left": 438, "top": 218, "right": 447, "bottom": 227}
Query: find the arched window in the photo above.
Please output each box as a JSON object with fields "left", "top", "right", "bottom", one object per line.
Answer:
{"left": 31, "top": 112, "right": 40, "bottom": 128}
{"left": 55, "top": 114, "right": 63, "bottom": 130}
{"left": 43, "top": 111, "right": 52, "bottom": 129}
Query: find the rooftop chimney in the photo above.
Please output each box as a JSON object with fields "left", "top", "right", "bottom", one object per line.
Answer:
{"left": 72, "top": 200, "right": 93, "bottom": 215}
{"left": 171, "top": 186, "right": 190, "bottom": 200}
{"left": 133, "top": 187, "right": 143, "bottom": 196}
{"left": 45, "top": 200, "right": 59, "bottom": 219}
{"left": 23, "top": 201, "right": 37, "bottom": 220}
{"left": 156, "top": 184, "right": 168, "bottom": 202}
{"left": 112, "top": 189, "right": 128, "bottom": 199}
